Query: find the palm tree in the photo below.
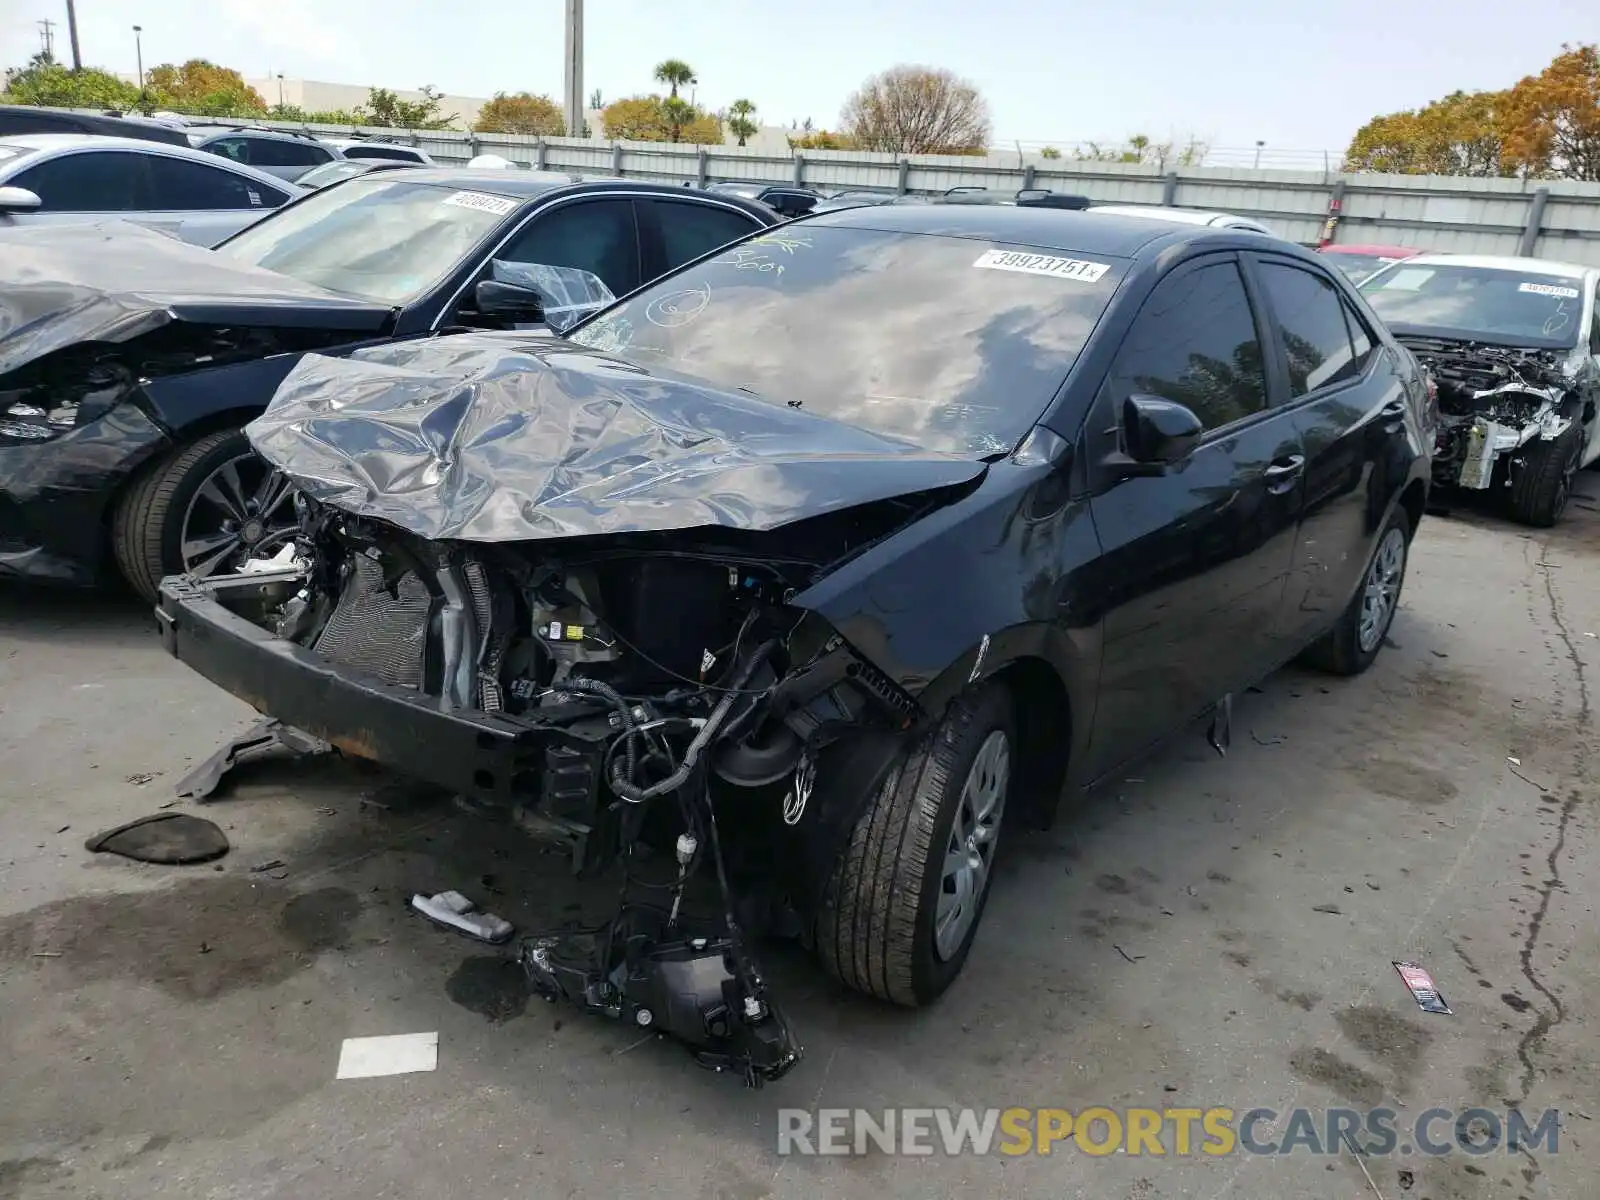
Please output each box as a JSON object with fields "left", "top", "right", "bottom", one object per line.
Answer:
{"left": 653, "top": 59, "right": 696, "bottom": 100}
{"left": 728, "top": 98, "right": 757, "bottom": 147}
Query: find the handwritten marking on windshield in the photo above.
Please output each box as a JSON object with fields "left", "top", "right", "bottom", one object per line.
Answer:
{"left": 973, "top": 249, "right": 1110, "bottom": 283}
{"left": 645, "top": 283, "right": 711, "bottom": 328}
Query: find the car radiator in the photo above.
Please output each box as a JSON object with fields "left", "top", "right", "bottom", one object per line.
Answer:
{"left": 310, "top": 552, "right": 505, "bottom": 708}
{"left": 312, "top": 553, "right": 432, "bottom": 689}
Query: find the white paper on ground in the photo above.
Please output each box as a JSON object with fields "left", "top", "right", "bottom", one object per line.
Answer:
{"left": 336, "top": 1032, "right": 439, "bottom": 1080}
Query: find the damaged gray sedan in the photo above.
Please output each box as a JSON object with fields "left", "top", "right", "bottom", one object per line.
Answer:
{"left": 157, "top": 207, "right": 1433, "bottom": 1084}
{"left": 1361, "top": 254, "right": 1600, "bottom": 526}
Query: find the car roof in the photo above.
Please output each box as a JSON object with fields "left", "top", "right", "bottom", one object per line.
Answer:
{"left": 356, "top": 169, "right": 779, "bottom": 211}
{"left": 190, "top": 125, "right": 326, "bottom": 144}
{"left": 0, "top": 105, "right": 191, "bottom": 145}
{"left": 1089, "top": 204, "right": 1265, "bottom": 229}
{"left": 1320, "top": 244, "right": 1421, "bottom": 256}
{"left": 803, "top": 202, "right": 1249, "bottom": 259}
{"left": 1396, "top": 252, "right": 1595, "bottom": 279}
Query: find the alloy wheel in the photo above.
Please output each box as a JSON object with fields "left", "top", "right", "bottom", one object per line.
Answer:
{"left": 1357, "top": 527, "right": 1407, "bottom": 654}
{"left": 934, "top": 729, "right": 1010, "bottom": 961}
{"left": 179, "top": 453, "right": 298, "bottom": 578}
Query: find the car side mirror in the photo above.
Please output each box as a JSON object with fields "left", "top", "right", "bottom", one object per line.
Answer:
{"left": 473, "top": 279, "right": 545, "bottom": 323}
{"left": 1123, "top": 394, "right": 1203, "bottom": 464}
{"left": 0, "top": 186, "right": 42, "bottom": 213}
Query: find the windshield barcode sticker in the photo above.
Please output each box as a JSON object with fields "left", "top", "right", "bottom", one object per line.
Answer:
{"left": 973, "top": 249, "right": 1109, "bottom": 283}
{"left": 442, "top": 191, "right": 517, "bottom": 216}
{"left": 1519, "top": 281, "right": 1581, "bottom": 299}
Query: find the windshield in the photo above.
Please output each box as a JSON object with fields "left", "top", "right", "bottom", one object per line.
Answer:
{"left": 297, "top": 161, "right": 378, "bottom": 188}
{"left": 1322, "top": 252, "right": 1400, "bottom": 285}
{"left": 567, "top": 226, "right": 1126, "bottom": 456}
{"left": 215, "top": 177, "right": 523, "bottom": 304}
{"left": 708, "top": 182, "right": 763, "bottom": 198}
{"left": 1361, "top": 263, "right": 1587, "bottom": 348}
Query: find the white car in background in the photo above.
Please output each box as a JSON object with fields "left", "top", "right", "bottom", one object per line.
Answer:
{"left": 0, "top": 134, "right": 299, "bottom": 247}
{"left": 1089, "top": 203, "right": 1277, "bottom": 235}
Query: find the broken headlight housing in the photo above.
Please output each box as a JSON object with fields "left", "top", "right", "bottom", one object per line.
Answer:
{"left": 0, "top": 366, "right": 133, "bottom": 443}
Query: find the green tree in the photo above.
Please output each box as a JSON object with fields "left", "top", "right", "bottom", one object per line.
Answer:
{"left": 145, "top": 59, "right": 265, "bottom": 114}
{"left": 475, "top": 91, "right": 564, "bottom": 136}
{"left": 1040, "top": 145, "right": 1062, "bottom": 159}
{"left": 1503, "top": 43, "right": 1600, "bottom": 180}
{"left": 602, "top": 94, "right": 721, "bottom": 144}
{"left": 728, "top": 98, "right": 758, "bottom": 147}
{"left": 788, "top": 129, "right": 855, "bottom": 150}
{"left": 2, "top": 52, "right": 139, "bottom": 109}
{"left": 653, "top": 59, "right": 696, "bottom": 99}
{"left": 840, "top": 64, "right": 991, "bottom": 154}
{"left": 367, "top": 85, "right": 455, "bottom": 130}
{"left": 1344, "top": 90, "right": 1511, "bottom": 175}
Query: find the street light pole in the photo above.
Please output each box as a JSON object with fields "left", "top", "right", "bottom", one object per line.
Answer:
{"left": 132, "top": 26, "right": 144, "bottom": 94}
{"left": 1253, "top": 140, "right": 1265, "bottom": 169}
{"left": 276, "top": 73, "right": 285, "bottom": 109}
{"left": 563, "top": 0, "right": 584, "bottom": 138}
{"left": 64, "top": 0, "right": 82, "bottom": 69}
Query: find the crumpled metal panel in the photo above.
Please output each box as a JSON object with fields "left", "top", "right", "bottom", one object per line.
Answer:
{"left": 0, "top": 221, "right": 390, "bottom": 379}
{"left": 244, "top": 332, "right": 988, "bottom": 543}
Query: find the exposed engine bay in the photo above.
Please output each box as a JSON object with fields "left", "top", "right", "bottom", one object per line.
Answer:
{"left": 1400, "top": 337, "right": 1584, "bottom": 491}
{"left": 169, "top": 489, "right": 948, "bottom": 1084}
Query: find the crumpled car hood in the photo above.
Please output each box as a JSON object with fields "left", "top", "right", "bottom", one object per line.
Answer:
{"left": 0, "top": 221, "right": 392, "bottom": 378}
{"left": 246, "top": 331, "right": 989, "bottom": 542}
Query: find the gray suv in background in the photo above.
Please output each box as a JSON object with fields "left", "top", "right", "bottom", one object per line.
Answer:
{"left": 188, "top": 126, "right": 341, "bottom": 182}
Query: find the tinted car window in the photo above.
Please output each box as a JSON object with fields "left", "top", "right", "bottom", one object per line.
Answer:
{"left": 207, "top": 136, "right": 251, "bottom": 164}
{"left": 1108, "top": 260, "right": 1267, "bottom": 432}
{"left": 1342, "top": 297, "right": 1375, "bottom": 374}
{"left": 570, "top": 226, "right": 1127, "bottom": 456}
{"left": 145, "top": 155, "right": 284, "bottom": 210}
{"left": 1258, "top": 262, "right": 1360, "bottom": 396}
{"left": 11, "top": 151, "right": 146, "bottom": 211}
{"left": 247, "top": 138, "right": 331, "bottom": 168}
{"left": 654, "top": 200, "right": 761, "bottom": 270}
{"left": 498, "top": 199, "right": 640, "bottom": 297}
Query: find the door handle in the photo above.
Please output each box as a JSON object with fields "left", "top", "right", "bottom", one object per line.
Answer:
{"left": 1380, "top": 400, "right": 1407, "bottom": 418}
{"left": 1263, "top": 454, "right": 1305, "bottom": 493}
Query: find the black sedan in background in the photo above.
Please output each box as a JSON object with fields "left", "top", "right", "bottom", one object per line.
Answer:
{"left": 158, "top": 207, "right": 1431, "bottom": 1073}
{"left": 0, "top": 172, "right": 778, "bottom": 598}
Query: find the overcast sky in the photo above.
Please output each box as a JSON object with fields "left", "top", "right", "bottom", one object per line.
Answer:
{"left": 2, "top": 0, "right": 1591, "bottom": 156}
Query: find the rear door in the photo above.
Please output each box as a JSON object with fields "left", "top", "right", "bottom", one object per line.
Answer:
{"left": 241, "top": 136, "right": 334, "bottom": 182}
{"left": 1083, "top": 252, "right": 1307, "bottom": 775}
{"left": 141, "top": 154, "right": 290, "bottom": 246}
{"left": 1245, "top": 251, "right": 1412, "bottom": 648}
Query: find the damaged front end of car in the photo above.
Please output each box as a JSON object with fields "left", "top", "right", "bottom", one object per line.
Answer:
{"left": 1402, "top": 338, "right": 1583, "bottom": 492}
{"left": 157, "top": 329, "right": 990, "bottom": 1085}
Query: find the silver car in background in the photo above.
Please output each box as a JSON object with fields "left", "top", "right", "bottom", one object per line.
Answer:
{"left": 0, "top": 134, "right": 299, "bottom": 247}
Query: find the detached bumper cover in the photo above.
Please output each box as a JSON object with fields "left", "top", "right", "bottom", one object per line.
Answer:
{"left": 0, "top": 404, "right": 172, "bottom": 584}
{"left": 156, "top": 573, "right": 556, "bottom": 805}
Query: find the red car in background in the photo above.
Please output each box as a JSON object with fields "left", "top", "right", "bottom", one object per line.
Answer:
{"left": 1317, "top": 243, "right": 1424, "bottom": 284}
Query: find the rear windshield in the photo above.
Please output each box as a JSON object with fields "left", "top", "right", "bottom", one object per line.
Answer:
{"left": 568, "top": 225, "right": 1126, "bottom": 456}
{"left": 1362, "top": 263, "right": 1587, "bottom": 348}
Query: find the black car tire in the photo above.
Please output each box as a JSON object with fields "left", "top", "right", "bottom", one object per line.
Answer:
{"left": 815, "top": 683, "right": 1015, "bottom": 1007}
{"left": 1302, "top": 507, "right": 1412, "bottom": 677}
{"left": 112, "top": 428, "right": 249, "bottom": 603}
{"left": 1508, "top": 424, "right": 1583, "bottom": 527}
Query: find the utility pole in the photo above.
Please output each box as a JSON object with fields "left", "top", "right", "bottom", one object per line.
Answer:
{"left": 563, "top": 0, "right": 584, "bottom": 138}
{"left": 64, "top": 0, "right": 83, "bottom": 69}
{"left": 38, "top": 18, "right": 57, "bottom": 59}
{"left": 132, "top": 26, "right": 144, "bottom": 93}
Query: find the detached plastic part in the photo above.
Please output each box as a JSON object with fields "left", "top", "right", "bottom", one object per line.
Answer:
{"left": 412, "top": 891, "right": 515, "bottom": 944}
